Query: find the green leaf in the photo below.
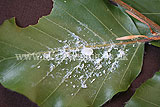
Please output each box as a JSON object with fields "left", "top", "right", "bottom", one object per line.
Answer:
{"left": 125, "top": 72, "right": 160, "bottom": 107}
{"left": 123, "top": 0, "right": 160, "bottom": 47}
{"left": 151, "top": 41, "right": 160, "bottom": 47}
{"left": 123, "top": 0, "right": 160, "bottom": 25}
{"left": 0, "top": 0, "right": 144, "bottom": 106}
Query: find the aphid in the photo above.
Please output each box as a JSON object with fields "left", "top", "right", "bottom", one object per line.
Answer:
{"left": 116, "top": 10, "right": 159, "bottom": 41}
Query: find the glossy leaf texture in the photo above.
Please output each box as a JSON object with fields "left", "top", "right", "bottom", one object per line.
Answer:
{"left": 125, "top": 72, "right": 160, "bottom": 107}
{"left": 123, "top": 0, "right": 160, "bottom": 47}
{"left": 0, "top": 0, "right": 144, "bottom": 107}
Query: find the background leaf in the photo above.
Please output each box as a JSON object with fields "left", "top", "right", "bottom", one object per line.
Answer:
{"left": 125, "top": 72, "right": 160, "bottom": 107}
{"left": 123, "top": 0, "right": 160, "bottom": 25}
{"left": 123, "top": 0, "right": 160, "bottom": 47}
{"left": 119, "top": 1, "right": 160, "bottom": 106}
{"left": 0, "top": 0, "right": 144, "bottom": 106}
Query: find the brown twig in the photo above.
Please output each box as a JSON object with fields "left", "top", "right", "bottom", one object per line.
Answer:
{"left": 111, "top": 0, "right": 160, "bottom": 33}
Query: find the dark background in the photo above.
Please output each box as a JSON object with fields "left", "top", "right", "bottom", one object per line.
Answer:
{"left": 0, "top": 0, "right": 160, "bottom": 107}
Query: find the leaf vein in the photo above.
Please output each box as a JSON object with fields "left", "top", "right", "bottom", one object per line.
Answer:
{"left": 136, "top": 96, "right": 160, "bottom": 107}
{"left": 119, "top": 43, "right": 141, "bottom": 87}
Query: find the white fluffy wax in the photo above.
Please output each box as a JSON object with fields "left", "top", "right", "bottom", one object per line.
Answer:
{"left": 81, "top": 47, "right": 93, "bottom": 56}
